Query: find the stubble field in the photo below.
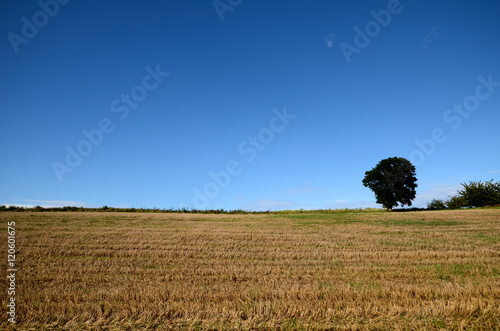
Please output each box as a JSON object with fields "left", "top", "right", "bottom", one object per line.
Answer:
{"left": 0, "top": 209, "right": 499, "bottom": 330}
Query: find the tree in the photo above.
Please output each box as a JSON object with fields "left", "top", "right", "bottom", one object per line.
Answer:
{"left": 427, "top": 199, "right": 446, "bottom": 210}
{"left": 457, "top": 179, "right": 500, "bottom": 207}
{"left": 362, "top": 157, "right": 417, "bottom": 210}
{"left": 445, "top": 195, "right": 467, "bottom": 209}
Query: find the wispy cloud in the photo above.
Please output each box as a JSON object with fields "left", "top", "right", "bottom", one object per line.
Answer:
{"left": 412, "top": 183, "right": 461, "bottom": 207}
{"left": 488, "top": 170, "right": 500, "bottom": 174}
{"left": 325, "top": 183, "right": 462, "bottom": 210}
{"left": 7, "top": 199, "right": 91, "bottom": 208}
{"left": 324, "top": 200, "right": 381, "bottom": 209}
{"left": 241, "top": 199, "right": 298, "bottom": 211}
{"left": 325, "top": 33, "right": 337, "bottom": 48}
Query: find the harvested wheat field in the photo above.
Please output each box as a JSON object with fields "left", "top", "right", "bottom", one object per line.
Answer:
{"left": 1, "top": 209, "right": 499, "bottom": 330}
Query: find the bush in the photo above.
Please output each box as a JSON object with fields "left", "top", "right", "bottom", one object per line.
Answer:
{"left": 446, "top": 195, "right": 467, "bottom": 209}
{"left": 33, "top": 205, "right": 45, "bottom": 212}
{"left": 427, "top": 199, "right": 446, "bottom": 210}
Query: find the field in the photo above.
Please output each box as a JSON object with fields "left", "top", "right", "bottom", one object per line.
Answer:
{"left": 1, "top": 209, "right": 499, "bottom": 330}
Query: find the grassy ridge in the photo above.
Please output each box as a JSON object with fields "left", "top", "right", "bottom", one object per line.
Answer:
{"left": 1, "top": 209, "right": 499, "bottom": 330}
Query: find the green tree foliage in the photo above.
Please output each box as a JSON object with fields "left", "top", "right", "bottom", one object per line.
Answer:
{"left": 362, "top": 157, "right": 418, "bottom": 210}
{"left": 427, "top": 199, "right": 446, "bottom": 210}
{"left": 445, "top": 195, "right": 467, "bottom": 209}
{"left": 457, "top": 179, "right": 500, "bottom": 207}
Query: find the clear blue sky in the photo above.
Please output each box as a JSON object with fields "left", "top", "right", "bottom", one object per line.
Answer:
{"left": 1, "top": 0, "right": 499, "bottom": 211}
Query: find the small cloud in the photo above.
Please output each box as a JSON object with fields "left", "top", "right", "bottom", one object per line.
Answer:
{"left": 113, "top": 204, "right": 131, "bottom": 208}
{"left": 325, "top": 200, "right": 381, "bottom": 209}
{"left": 325, "top": 33, "right": 337, "bottom": 48}
{"left": 488, "top": 170, "right": 500, "bottom": 174}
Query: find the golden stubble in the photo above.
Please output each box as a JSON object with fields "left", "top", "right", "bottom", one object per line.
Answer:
{"left": 0, "top": 209, "right": 499, "bottom": 330}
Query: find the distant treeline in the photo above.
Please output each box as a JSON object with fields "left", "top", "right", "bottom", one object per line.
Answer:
{"left": 0, "top": 205, "right": 385, "bottom": 214}
{"left": 0, "top": 205, "right": 258, "bottom": 214}
{"left": 1, "top": 204, "right": 498, "bottom": 213}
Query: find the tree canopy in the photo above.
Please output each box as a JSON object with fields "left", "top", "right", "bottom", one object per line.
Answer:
{"left": 362, "top": 157, "right": 418, "bottom": 210}
{"left": 457, "top": 179, "right": 500, "bottom": 207}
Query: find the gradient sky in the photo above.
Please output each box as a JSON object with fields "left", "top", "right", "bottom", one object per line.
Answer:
{"left": 1, "top": 0, "right": 499, "bottom": 211}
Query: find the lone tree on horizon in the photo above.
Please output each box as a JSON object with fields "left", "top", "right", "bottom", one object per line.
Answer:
{"left": 362, "top": 157, "right": 417, "bottom": 210}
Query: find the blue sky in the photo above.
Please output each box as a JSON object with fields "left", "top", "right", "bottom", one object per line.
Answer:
{"left": 1, "top": 0, "right": 499, "bottom": 211}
